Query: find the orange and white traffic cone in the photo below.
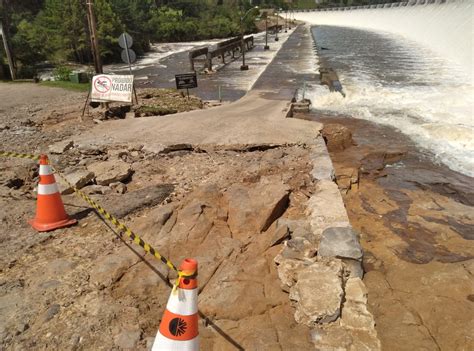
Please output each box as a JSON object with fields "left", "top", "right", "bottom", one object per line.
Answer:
{"left": 152, "top": 258, "right": 199, "bottom": 351}
{"left": 29, "top": 154, "right": 77, "bottom": 232}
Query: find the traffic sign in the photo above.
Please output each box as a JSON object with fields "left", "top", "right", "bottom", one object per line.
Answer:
{"left": 121, "top": 48, "right": 136, "bottom": 64}
{"left": 118, "top": 32, "right": 133, "bottom": 49}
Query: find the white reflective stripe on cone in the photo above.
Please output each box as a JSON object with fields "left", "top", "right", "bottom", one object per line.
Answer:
{"left": 152, "top": 331, "right": 199, "bottom": 351}
{"left": 166, "top": 288, "right": 198, "bottom": 316}
{"left": 39, "top": 165, "right": 53, "bottom": 176}
{"left": 38, "top": 183, "right": 59, "bottom": 195}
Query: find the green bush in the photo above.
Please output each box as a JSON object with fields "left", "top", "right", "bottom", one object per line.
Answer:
{"left": 52, "top": 66, "right": 72, "bottom": 81}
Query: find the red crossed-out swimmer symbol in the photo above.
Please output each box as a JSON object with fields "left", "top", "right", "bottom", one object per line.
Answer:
{"left": 94, "top": 76, "right": 112, "bottom": 93}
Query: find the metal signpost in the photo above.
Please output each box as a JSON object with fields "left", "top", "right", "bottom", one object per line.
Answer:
{"left": 118, "top": 32, "right": 138, "bottom": 103}
{"left": 175, "top": 72, "right": 198, "bottom": 99}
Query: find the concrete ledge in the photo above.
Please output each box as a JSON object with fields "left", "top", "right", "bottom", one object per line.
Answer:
{"left": 274, "top": 134, "right": 381, "bottom": 350}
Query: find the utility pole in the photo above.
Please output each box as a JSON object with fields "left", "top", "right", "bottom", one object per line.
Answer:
{"left": 0, "top": 0, "right": 16, "bottom": 80}
{"left": 86, "top": 0, "right": 103, "bottom": 74}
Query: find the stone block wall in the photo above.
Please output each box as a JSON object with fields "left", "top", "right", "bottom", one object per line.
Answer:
{"left": 274, "top": 135, "right": 381, "bottom": 350}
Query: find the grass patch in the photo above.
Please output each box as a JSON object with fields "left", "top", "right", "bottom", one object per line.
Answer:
{"left": 39, "top": 80, "right": 91, "bottom": 92}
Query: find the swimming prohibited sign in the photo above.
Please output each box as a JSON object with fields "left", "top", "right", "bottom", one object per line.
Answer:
{"left": 91, "top": 75, "right": 134, "bottom": 103}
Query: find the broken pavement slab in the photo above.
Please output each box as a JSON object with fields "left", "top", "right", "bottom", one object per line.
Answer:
{"left": 48, "top": 139, "right": 74, "bottom": 154}
{"left": 87, "top": 160, "right": 133, "bottom": 186}
{"left": 57, "top": 167, "right": 95, "bottom": 194}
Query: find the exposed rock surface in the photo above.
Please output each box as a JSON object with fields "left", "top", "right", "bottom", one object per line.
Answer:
{"left": 48, "top": 140, "right": 74, "bottom": 154}
{"left": 319, "top": 226, "right": 363, "bottom": 261}
{"left": 101, "top": 184, "right": 175, "bottom": 218}
{"left": 58, "top": 168, "right": 95, "bottom": 194}
{"left": 224, "top": 179, "right": 290, "bottom": 240}
{"left": 322, "top": 123, "right": 354, "bottom": 152}
{"left": 289, "top": 259, "right": 344, "bottom": 325}
{"left": 314, "top": 116, "right": 474, "bottom": 350}
{"left": 87, "top": 160, "right": 133, "bottom": 186}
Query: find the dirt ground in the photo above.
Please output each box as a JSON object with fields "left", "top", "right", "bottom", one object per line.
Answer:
{"left": 0, "top": 83, "right": 317, "bottom": 350}
{"left": 315, "top": 117, "right": 474, "bottom": 351}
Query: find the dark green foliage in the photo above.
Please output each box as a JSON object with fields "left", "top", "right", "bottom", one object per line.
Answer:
{"left": 52, "top": 65, "right": 72, "bottom": 81}
{"left": 2, "top": 0, "right": 285, "bottom": 68}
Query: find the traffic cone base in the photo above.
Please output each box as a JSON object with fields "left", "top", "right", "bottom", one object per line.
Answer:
{"left": 29, "top": 155, "right": 77, "bottom": 232}
{"left": 153, "top": 332, "right": 199, "bottom": 351}
{"left": 29, "top": 216, "right": 77, "bottom": 232}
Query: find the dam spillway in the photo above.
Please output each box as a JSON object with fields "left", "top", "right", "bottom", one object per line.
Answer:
{"left": 293, "top": 0, "right": 473, "bottom": 78}
{"left": 292, "top": 1, "right": 473, "bottom": 177}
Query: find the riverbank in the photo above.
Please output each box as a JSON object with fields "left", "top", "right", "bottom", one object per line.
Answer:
{"left": 298, "top": 112, "right": 474, "bottom": 350}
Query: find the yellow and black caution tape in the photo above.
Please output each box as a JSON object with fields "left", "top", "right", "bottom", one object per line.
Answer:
{"left": 52, "top": 168, "right": 191, "bottom": 287}
{"left": 0, "top": 150, "right": 189, "bottom": 284}
{"left": 0, "top": 151, "right": 40, "bottom": 161}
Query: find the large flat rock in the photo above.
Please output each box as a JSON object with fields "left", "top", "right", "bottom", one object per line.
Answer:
{"left": 99, "top": 184, "right": 174, "bottom": 218}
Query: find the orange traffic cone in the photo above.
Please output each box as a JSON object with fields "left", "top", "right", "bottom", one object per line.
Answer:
{"left": 153, "top": 258, "right": 199, "bottom": 351}
{"left": 29, "top": 154, "right": 77, "bottom": 232}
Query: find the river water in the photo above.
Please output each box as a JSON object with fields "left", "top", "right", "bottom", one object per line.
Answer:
{"left": 306, "top": 25, "right": 473, "bottom": 177}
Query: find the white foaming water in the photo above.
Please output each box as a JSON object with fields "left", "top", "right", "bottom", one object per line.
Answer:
{"left": 294, "top": 1, "right": 474, "bottom": 80}
{"left": 295, "top": 2, "right": 474, "bottom": 177}
{"left": 106, "top": 40, "right": 220, "bottom": 72}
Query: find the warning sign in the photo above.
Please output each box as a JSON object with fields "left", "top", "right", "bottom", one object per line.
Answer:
{"left": 91, "top": 75, "right": 133, "bottom": 103}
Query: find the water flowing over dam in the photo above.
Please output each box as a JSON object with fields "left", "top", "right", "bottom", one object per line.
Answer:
{"left": 294, "top": 1, "right": 474, "bottom": 176}
{"left": 294, "top": 1, "right": 474, "bottom": 78}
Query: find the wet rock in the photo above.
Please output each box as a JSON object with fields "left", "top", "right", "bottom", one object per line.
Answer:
{"left": 48, "top": 140, "right": 74, "bottom": 154}
{"left": 113, "top": 329, "right": 141, "bottom": 350}
{"left": 319, "top": 227, "right": 363, "bottom": 261}
{"left": 109, "top": 182, "right": 127, "bottom": 194}
{"left": 322, "top": 123, "right": 354, "bottom": 152}
{"left": 58, "top": 168, "right": 95, "bottom": 195}
{"left": 335, "top": 165, "right": 359, "bottom": 193}
{"left": 224, "top": 180, "right": 290, "bottom": 240}
{"left": 289, "top": 259, "right": 344, "bottom": 325}
{"left": 101, "top": 184, "right": 174, "bottom": 218}
{"left": 87, "top": 160, "right": 133, "bottom": 186}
